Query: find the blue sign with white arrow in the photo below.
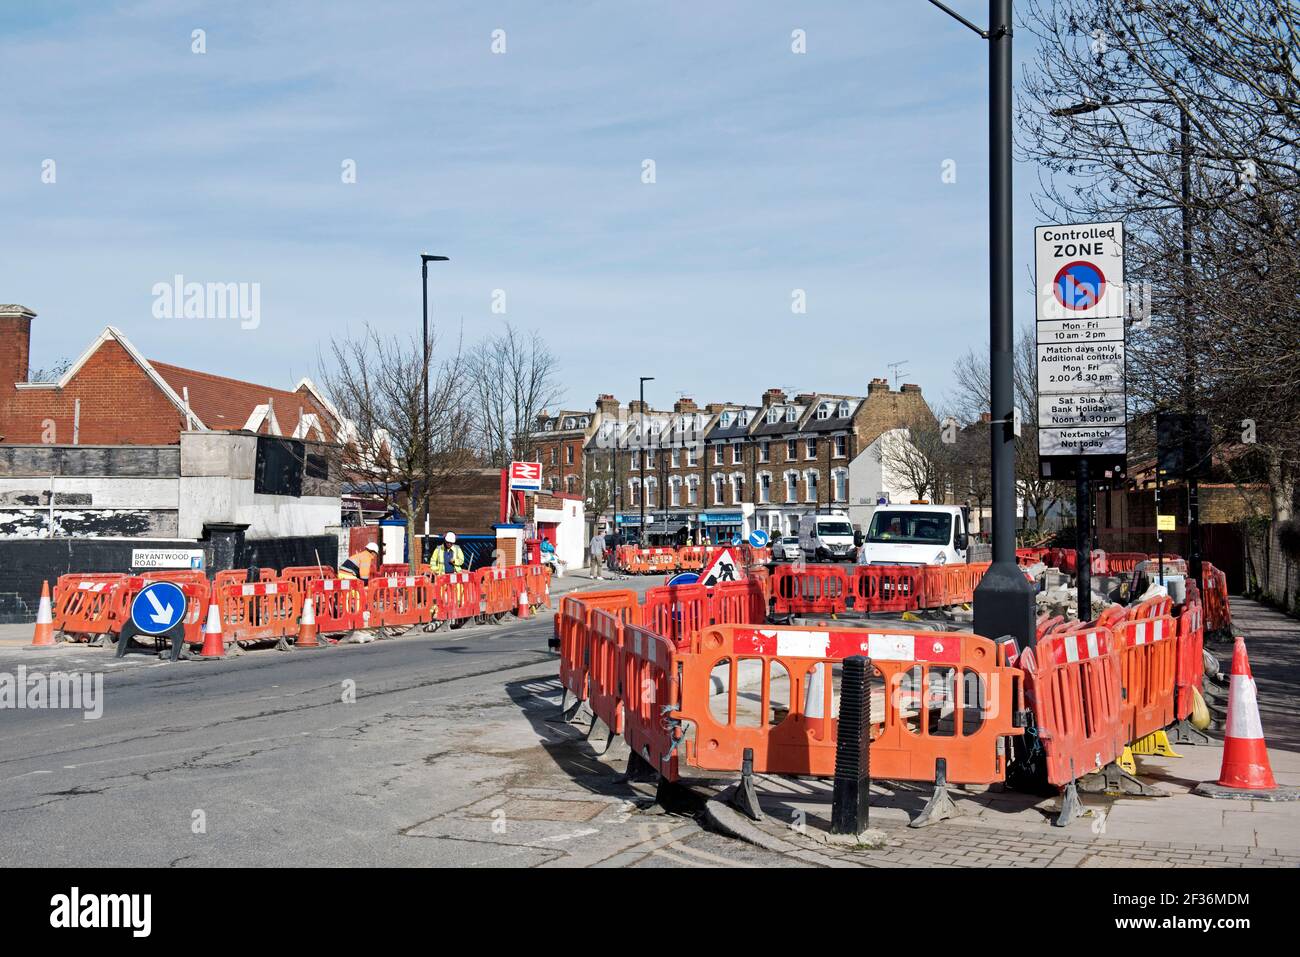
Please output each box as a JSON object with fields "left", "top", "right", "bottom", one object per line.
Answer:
{"left": 748, "top": 529, "right": 770, "bottom": 548}
{"left": 130, "top": 581, "right": 187, "bottom": 636}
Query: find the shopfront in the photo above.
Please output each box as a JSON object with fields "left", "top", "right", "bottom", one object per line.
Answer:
{"left": 700, "top": 511, "right": 744, "bottom": 544}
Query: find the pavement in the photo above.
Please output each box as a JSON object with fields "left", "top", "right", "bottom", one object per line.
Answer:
{"left": 0, "top": 571, "right": 1296, "bottom": 868}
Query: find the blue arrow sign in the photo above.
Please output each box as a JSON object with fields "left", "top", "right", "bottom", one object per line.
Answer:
{"left": 130, "top": 581, "right": 187, "bottom": 635}
{"left": 748, "top": 529, "right": 770, "bottom": 548}
{"left": 667, "top": 572, "right": 699, "bottom": 587}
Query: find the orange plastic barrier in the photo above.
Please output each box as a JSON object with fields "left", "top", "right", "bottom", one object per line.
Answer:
{"left": 771, "top": 565, "right": 849, "bottom": 616}
{"left": 1016, "top": 547, "right": 1049, "bottom": 566}
{"left": 309, "top": 577, "right": 369, "bottom": 634}
{"left": 430, "top": 572, "right": 481, "bottom": 623}
{"left": 1021, "top": 625, "right": 1125, "bottom": 786}
{"left": 677, "top": 545, "right": 708, "bottom": 571}
{"left": 1116, "top": 615, "right": 1178, "bottom": 744}
{"left": 1035, "top": 614, "right": 1063, "bottom": 640}
{"left": 851, "top": 564, "right": 924, "bottom": 613}
{"left": 643, "top": 584, "right": 710, "bottom": 648}
{"left": 1201, "top": 563, "right": 1232, "bottom": 636}
{"left": 281, "top": 565, "right": 336, "bottom": 595}
{"left": 677, "top": 625, "right": 1023, "bottom": 783}
{"left": 614, "top": 545, "right": 639, "bottom": 573}
{"left": 367, "top": 575, "right": 434, "bottom": 629}
{"left": 708, "top": 578, "right": 767, "bottom": 627}
{"left": 52, "top": 574, "right": 126, "bottom": 639}
{"left": 921, "top": 562, "right": 991, "bottom": 607}
{"left": 117, "top": 575, "right": 210, "bottom": 647}
{"left": 523, "top": 564, "right": 552, "bottom": 608}
{"left": 1128, "top": 594, "right": 1172, "bottom": 620}
{"left": 586, "top": 609, "right": 625, "bottom": 735}
{"left": 643, "top": 547, "right": 679, "bottom": 574}
{"left": 555, "top": 589, "right": 641, "bottom": 707}
{"left": 1104, "top": 552, "right": 1148, "bottom": 576}
{"left": 219, "top": 580, "right": 303, "bottom": 644}
{"left": 1175, "top": 589, "right": 1204, "bottom": 721}
{"left": 621, "top": 621, "right": 682, "bottom": 780}
{"left": 476, "top": 567, "right": 517, "bottom": 617}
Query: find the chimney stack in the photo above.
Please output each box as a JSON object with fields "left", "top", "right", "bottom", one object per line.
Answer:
{"left": 673, "top": 397, "right": 698, "bottom": 413}
{"left": 0, "top": 304, "right": 37, "bottom": 387}
{"left": 761, "top": 388, "right": 787, "bottom": 406}
{"left": 595, "top": 394, "right": 620, "bottom": 415}
{"left": 867, "top": 378, "right": 890, "bottom": 394}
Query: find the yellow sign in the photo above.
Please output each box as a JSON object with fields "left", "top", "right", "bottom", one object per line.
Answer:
{"left": 1157, "top": 514, "right": 1176, "bottom": 532}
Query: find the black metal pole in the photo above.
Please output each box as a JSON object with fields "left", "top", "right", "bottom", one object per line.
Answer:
{"left": 831, "top": 655, "right": 872, "bottom": 836}
{"left": 971, "top": 0, "right": 1036, "bottom": 649}
{"left": 1076, "top": 457, "right": 1092, "bottom": 621}
{"left": 639, "top": 376, "right": 653, "bottom": 543}
{"left": 421, "top": 258, "right": 429, "bottom": 546}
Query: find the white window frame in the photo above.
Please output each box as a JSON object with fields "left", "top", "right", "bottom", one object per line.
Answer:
{"left": 804, "top": 469, "right": 819, "bottom": 503}
{"left": 687, "top": 475, "right": 700, "bottom": 506}
{"left": 758, "top": 441, "right": 770, "bottom": 463}
{"left": 731, "top": 472, "right": 745, "bottom": 504}
{"left": 805, "top": 438, "right": 817, "bottom": 460}
{"left": 785, "top": 406, "right": 798, "bottom": 423}
{"left": 670, "top": 476, "right": 682, "bottom": 507}
{"left": 816, "top": 403, "right": 830, "bottom": 420}
{"left": 834, "top": 434, "right": 847, "bottom": 458}
{"left": 731, "top": 443, "right": 742, "bottom": 465}
{"left": 686, "top": 446, "right": 698, "bottom": 467}
{"left": 832, "top": 468, "right": 848, "bottom": 503}
{"left": 784, "top": 471, "right": 799, "bottom": 504}
{"left": 671, "top": 448, "right": 680, "bottom": 468}
{"left": 837, "top": 400, "right": 850, "bottom": 418}
{"left": 713, "top": 475, "right": 726, "bottom": 504}
{"left": 758, "top": 471, "right": 772, "bottom": 504}
{"left": 713, "top": 445, "right": 724, "bottom": 465}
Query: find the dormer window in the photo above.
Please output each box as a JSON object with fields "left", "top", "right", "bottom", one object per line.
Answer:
{"left": 837, "top": 400, "right": 850, "bottom": 417}
{"left": 563, "top": 417, "right": 575, "bottom": 429}
{"left": 785, "top": 407, "right": 797, "bottom": 423}
{"left": 579, "top": 416, "right": 589, "bottom": 427}
{"left": 739, "top": 411, "right": 750, "bottom": 426}
{"left": 720, "top": 412, "right": 732, "bottom": 428}
{"left": 816, "top": 403, "right": 830, "bottom": 420}
{"left": 767, "top": 408, "right": 779, "bottom": 424}
{"left": 544, "top": 421, "right": 554, "bottom": 431}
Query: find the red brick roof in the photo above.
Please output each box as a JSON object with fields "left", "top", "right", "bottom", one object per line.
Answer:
{"left": 149, "top": 361, "right": 335, "bottom": 439}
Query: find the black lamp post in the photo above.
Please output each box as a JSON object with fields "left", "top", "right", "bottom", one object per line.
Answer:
{"left": 420, "top": 254, "right": 449, "bottom": 551}
{"left": 931, "top": 0, "right": 1036, "bottom": 648}
{"left": 638, "top": 376, "right": 654, "bottom": 543}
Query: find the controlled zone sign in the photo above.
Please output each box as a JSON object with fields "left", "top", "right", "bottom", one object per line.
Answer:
{"left": 508, "top": 461, "right": 543, "bottom": 493}
{"left": 1035, "top": 221, "right": 1127, "bottom": 479}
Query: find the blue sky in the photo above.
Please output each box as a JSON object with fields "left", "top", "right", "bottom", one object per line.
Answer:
{"left": 1, "top": 1, "right": 1045, "bottom": 412}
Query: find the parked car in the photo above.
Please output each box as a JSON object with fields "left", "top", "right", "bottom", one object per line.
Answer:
{"left": 774, "top": 536, "right": 802, "bottom": 562}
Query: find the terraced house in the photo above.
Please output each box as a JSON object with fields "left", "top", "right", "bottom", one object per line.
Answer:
{"left": 528, "top": 379, "right": 936, "bottom": 543}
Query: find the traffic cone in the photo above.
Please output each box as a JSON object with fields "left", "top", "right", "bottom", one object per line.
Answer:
{"left": 28, "top": 581, "right": 56, "bottom": 648}
{"left": 517, "top": 589, "right": 531, "bottom": 619}
{"left": 1194, "top": 637, "right": 1299, "bottom": 801}
{"left": 193, "top": 601, "right": 226, "bottom": 659}
{"left": 295, "top": 595, "right": 322, "bottom": 648}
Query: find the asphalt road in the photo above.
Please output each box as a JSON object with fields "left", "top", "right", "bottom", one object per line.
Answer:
{"left": 0, "top": 578, "right": 798, "bottom": 868}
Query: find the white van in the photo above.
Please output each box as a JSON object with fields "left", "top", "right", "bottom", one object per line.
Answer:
{"left": 798, "top": 512, "right": 857, "bottom": 562}
{"left": 856, "top": 504, "right": 970, "bottom": 566}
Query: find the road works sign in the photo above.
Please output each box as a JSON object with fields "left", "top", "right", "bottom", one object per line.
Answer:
{"left": 129, "top": 581, "right": 187, "bottom": 636}
{"left": 700, "top": 547, "right": 743, "bottom": 588}
{"left": 1035, "top": 221, "right": 1127, "bottom": 479}
{"left": 507, "top": 461, "right": 543, "bottom": 492}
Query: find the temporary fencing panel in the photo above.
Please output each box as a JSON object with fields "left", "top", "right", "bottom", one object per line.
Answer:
{"left": 477, "top": 567, "right": 517, "bottom": 617}
{"left": 677, "top": 625, "right": 1022, "bottom": 784}
{"left": 1128, "top": 595, "right": 1172, "bottom": 620}
{"left": 1201, "top": 563, "right": 1232, "bottom": 636}
{"left": 587, "top": 609, "right": 625, "bottom": 735}
{"left": 219, "top": 581, "right": 302, "bottom": 644}
{"left": 677, "top": 545, "right": 707, "bottom": 571}
{"left": 1116, "top": 616, "right": 1178, "bottom": 744}
{"left": 52, "top": 574, "right": 126, "bottom": 639}
{"left": 367, "top": 575, "right": 434, "bottom": 629}
{"left": 644, "top": 548, "right": 679, "bottom": 574}
{"left": 309, "top": 578, "right": 369, "bottom": 634}
{"left": 431, "top": 572, "right": 481, "bottom": 623}
{"left": 1021, "top": 626, "right": 1125, "bottom": 786}
{"left": 708, "top": 579, "right": 767, "bottom": 628}
{"left": 622, "top": 622, "right": 681, "bottom": 780}
{"left": 643, "top": 584, "right": 710, "bottom": 648}
{"left": 523, "top": 564, "right": 551, "bottom": 608}
{"left": 1175, "top": 594, "right": 1204, "bottom": 720}
{"left": 851, "top": 564, "right": 923, "bottom": 613}
{"left": 281, "top": 565, "right": 336, "bottom": 595}
{"left": 213, "top": 568, "right": 276, "bottom": 595}
{"left": 1105, "top": 553, "right": 1148, "bottom": 576}
{"left": 556, "top": 590, "right": 641, "bottom": 707}
{"left": 771, "top": 565, "right": 849, "bottom": 616}
{"left": 1017, "top": 547, "right": 1049, "bottom": 566}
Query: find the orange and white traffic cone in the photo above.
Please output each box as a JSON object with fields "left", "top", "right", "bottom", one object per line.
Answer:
{"left": 193, "top": 601, "right": 226, "bottom": 660}
{"left": 1194, "top": 637, "right": 1299, "bottom": 801}
{"left": 517, "top": 589, "right": 530, "bottom": 619}
{"left": 295, "top": 595, "right": 322, "bottom": 648}
{"left": 27, "top": 581, "right": 56, "bottom": 649}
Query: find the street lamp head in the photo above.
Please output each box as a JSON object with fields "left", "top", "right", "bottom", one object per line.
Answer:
{"left": 421, "top": 254, "right": 450, "bottom": 263}
{"left": 1050, "top": 99, "right": 1104, "bottom": 117}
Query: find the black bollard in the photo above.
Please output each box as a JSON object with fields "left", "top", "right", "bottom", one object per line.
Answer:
{"left": 831, "top": 655, "right": 871, "bottom": 835}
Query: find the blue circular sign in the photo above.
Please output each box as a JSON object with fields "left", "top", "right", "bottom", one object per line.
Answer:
{"left": 730, "top": 535, "right": 742, "bottom": 546}
{"left": 1053, "top": 260, "right": 1106, "bottom": 311}
{"left": 130, "top": 581, "right": 187, "bottom": 635}
{"left": 748, "top": 529, "right": 770, "bottom": 548}
{"left": 667, "top": 572, "right": 699, "bottom": 587}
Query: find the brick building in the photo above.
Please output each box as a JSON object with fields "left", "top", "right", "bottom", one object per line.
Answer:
{"left": 535, "top": 379, "right": 938, "bottom": 544}
{"left": 0, "top": 306, "right": 340, "bottom": 446}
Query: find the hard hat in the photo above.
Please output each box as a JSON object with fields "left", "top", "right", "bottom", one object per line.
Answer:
{"left": 365, "top": 542, "right": 380, "bottom": 553}
{"left": 444, "top": 532, "right": 457, "bottom": 544}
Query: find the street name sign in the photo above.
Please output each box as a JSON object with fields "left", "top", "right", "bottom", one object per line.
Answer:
{"left": 131, "top": 548, "right": 205, "bottom": 570}
{"left": 1035, "top": 221, "right": 1128, "bottom": 479}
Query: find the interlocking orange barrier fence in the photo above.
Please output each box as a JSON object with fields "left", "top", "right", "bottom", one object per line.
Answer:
{"left": 1116, "top": 615, "right": 1178, "bottom": 744}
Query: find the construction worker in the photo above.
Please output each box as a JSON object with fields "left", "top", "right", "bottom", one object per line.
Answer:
{"left": 339, "top": 541, "right": 380, "bottom": 582}
{"left": 431, "top": 532, "right": 466, "bottom": 576}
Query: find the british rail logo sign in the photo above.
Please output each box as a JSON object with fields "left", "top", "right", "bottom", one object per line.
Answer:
{"left": 508, "top": 461, "right": 543, "bottom": 493}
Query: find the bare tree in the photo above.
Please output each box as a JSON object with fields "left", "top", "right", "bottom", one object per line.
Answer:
{"left": 876, "top": 411, "right": 954, "bottom": 505}
{"left": 1018, "top": 0, "right": 1300, "bottom": 520}
{"left": 319, "top": 324, "right": 475, "bottom": 547}
{"left": 466, "top": 323, "right": 564, "bottom": 468}
{"left": 949, "top": 328, "right": 1064, "bottom": 532}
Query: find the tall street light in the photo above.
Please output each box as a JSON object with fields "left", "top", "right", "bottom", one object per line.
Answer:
{"left": 931, "top": 0, "right": 1036, "bottom": 648}
{"left": 639, "top": 376, "right": 654, "bottom": 543}
{"left": 1049, "top": 96, "right": 1202, "bottom": 583}
{"left": 421, "top": 254, "right": 449, "bottom": 552}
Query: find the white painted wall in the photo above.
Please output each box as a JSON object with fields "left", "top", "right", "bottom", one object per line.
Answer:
{"left": 848, "top": 429, "right": 917, "bottom": 532}
{"left": 536, "top": 498, "right": 585, "bottom": 572}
